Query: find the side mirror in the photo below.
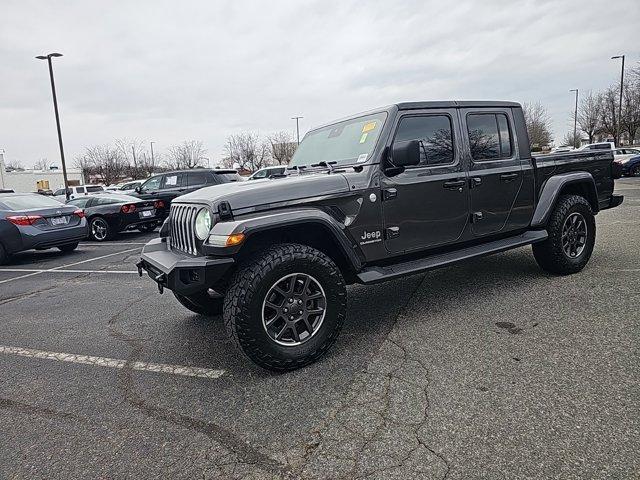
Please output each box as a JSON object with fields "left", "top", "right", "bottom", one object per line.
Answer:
{"left": 135, "top": 186, "right": 142, "bottom": 193}
{"left": 391, "top": 140, "right": 421, "bottom": 167}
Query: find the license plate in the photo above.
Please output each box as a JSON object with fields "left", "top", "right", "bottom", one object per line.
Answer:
{"left": 51, "top": 216, "right": 68, "bottom": 226}
{"left": 140, "top": 210, "right": 154, "bottom": 218}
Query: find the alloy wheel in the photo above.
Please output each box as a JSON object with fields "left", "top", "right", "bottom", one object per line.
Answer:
{"left": 91, "top": 218, "right": 108, "bottom": 241}
{"left": 561, "top": 212, "right": 587, "bottom": 258}
{"left": 262, "top": 273, "right": 327, "bottom": 346}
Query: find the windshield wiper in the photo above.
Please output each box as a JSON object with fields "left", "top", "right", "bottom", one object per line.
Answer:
{"left": 309, "top": 161, "right": 337, "bottom": 172}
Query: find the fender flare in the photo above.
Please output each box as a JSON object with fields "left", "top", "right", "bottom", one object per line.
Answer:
{"left": 531, "top": 172, "right": 598, "bottom": 228}
{"left": 205, "top": 208, "right": 363, "bottom": 271}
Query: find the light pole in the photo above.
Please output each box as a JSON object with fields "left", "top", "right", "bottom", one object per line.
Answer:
{"left": 291, "top": 116, "right": 303, "bottom": 145}
{"left": 569, "top": 89, "right": 579, "bottom": 148}
{"left": 150, "top": 141, "right": 155, "bottom": 165}
{"left": 611, "top": 54, "right": 625, "bottom": 145}
{"left": 36, "top": 53, "right": 69, "bottom": 200}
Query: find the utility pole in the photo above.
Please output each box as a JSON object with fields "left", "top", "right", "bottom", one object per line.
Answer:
{"left": 36, "top": 53, "right": 69, "bottom": 200}
{"left": 131, "top": 145, "right": 137, "bottom": 168}
{"left": 611, "top": 54, "right": 625, "bottom": 145}
{"left": 291, "top": 116, "right": 303, "bottom": 145}
{"left": 150, "top": 141, "right": 155, "bottom": 165}
{"left": 570, "top": 89, "right": 579, "bottom": 148}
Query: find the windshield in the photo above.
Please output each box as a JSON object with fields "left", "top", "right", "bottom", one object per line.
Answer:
{"left": 290, "top": 112, "right": 387, "bottom": 168}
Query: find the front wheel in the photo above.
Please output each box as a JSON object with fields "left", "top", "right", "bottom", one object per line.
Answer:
{"left": 532, "top": 194, "right": 596, "bottom": 275}
{"left": 224, "top": 243, "right": 347, "bottom": 371}
{"left": 173, "top": 290, "right": 224, "bottom": 316}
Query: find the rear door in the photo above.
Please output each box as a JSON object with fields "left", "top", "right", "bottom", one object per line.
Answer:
{"left": 463, "top": 109, "right": 523, "bottom": 236}
{"left": 381, "top": 108, "right": 469, "bottom": 254}
{"left": 184, "top": 171, "right": 213, "bottom": 193}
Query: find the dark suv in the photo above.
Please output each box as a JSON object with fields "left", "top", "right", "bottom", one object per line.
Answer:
{"left": 138, "top": 101, "right": 623, "bottom": 371}
{"left": 132, "top": 169, "right": 242, "bottom": 207}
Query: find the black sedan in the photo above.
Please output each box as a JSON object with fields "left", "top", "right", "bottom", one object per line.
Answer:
{"left": 67, "top": 194, "right": 167, "bottom": 241}
{"left": 0, "top": 192, "right": 88, "bottom": 264}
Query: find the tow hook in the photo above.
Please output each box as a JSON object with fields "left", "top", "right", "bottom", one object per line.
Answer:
{"left": 136, "top": 261, "right": 144, "bottom": 277}
{"left": 154, "top": 273, "right": 166, "bottom": 294}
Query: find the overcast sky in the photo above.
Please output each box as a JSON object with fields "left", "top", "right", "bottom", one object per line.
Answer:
{"left": 1, "top": 0, "right": 638, "bottom": 168}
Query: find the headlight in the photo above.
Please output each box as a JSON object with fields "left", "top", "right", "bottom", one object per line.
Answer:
{"left": 194, "top": 208, "right": 212, "bottom": 240}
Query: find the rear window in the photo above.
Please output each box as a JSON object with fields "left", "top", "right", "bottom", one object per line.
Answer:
{"left": 86, "top": 185, "right": 104, "bottom": 193}
{"left": 0, "top": 194, "right": 64, "bottom": 211}
{"left": 217, "top": 173, "right": 243, "bottom": 183}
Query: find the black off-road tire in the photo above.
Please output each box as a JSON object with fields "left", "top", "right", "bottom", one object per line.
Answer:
{"left": 532, "top": 194, "right": 596, "bottom": 275}
{"left": 174, "top": 290, "right": 224, "bottom": 316}
{"left": 57, "top": 242, "right": 79, "bottom": 253}
{"left": 224, "top": 243, "right": 347, "bottom": 371}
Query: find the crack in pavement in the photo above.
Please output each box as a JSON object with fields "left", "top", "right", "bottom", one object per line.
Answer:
{"left": 0, "top": 397, "right": 87, "bottom": 424}
{"left": 107, "top": 297, "right": 293, "bottom": 479}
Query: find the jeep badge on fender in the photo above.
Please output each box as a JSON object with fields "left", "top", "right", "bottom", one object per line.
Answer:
{"left": 138, "top": 101, "right": 623, "bottom": 371}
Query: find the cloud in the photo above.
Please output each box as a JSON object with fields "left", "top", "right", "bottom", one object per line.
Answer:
{"left": 1, "top": 0, "right": 638, "bottom": 166}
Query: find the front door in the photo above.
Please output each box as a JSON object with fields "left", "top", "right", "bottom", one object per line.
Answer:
{"left": 381, "top": 110, "right": 469, "bottom": 254}
{"left": 463, "top": 110, "right": 523, "bottom": 236}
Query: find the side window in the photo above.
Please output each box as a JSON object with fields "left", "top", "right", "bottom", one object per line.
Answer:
{"left": 186, "top": 171, "right": 210, "bottom": 186}
{"left": 76, "top": 186, "right": 86, "bottom": 194}
{"left": 394, "top": 115, "right": 455, "bottom": 166}
{"left": 96, "top": 197, "right": 120, "bottom": 205}
{"left": 253, "top": 169, "right": 267, "bottom": 179}
{"left": 141, "top": 176, "right": 162, "bottom": 192}
{"left": 467, "top": 113, "right": 512, "bottom": 161}
{"left": 68, "top": 197, "right": 91, "bottom": 208}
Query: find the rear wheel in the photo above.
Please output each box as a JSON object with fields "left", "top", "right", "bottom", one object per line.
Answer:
{"left": 89, "top": 217, "right": 112, "bottom": 241}
{"left": 532, "top": 194, "right": 596, "bottom": 275}
{"left": 173, "top": 290, "right": 224, "bottom": 316}
{"left": 224, "top": 243, "right": 347, "bottom": 371}
{"left": 57, "top": 242, "right": 79, "bottom": 253}
{"left": 138, "top": 223, "right": 157, "bottom": 233}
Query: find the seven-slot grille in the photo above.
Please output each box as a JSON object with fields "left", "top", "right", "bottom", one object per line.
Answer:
{"left": 169, "top": 204, "right": 200, "bottom": 255}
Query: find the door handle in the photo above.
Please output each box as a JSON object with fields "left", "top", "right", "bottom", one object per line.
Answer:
{"left": 443, "top": 180, "right": 465, "bottom": 190}
{"left": 470, "top": 177, "right": 482, "bottom": 188}
{"left": 500, "top": 173, "right": 519, "bottom": 182}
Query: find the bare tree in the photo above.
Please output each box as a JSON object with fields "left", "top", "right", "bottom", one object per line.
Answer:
{"left": 33, "top": 158, "right": 50, "bottom": 170}
{"left": 598, "top": 87, "right": 620, "bottom": 145}
{"left": 523, "top": 102, "right": 553, "bottom": 150}
{"left": 576, "top": 91, "right": 601, "bottom": 144}
{"left": 166, "top": 140, "right": 207, "bottom": 169}
{"left": 223, "top": 132, "right": 271, "bottom": 171}
{"left": 622, "top": 82, "right": 640, "bottom": 145}
{"left": 75, "top": 144, "right": 129, "bottom": 185}
{"left": 268, "top": 131, "right": 297, "bottom": 165}
{"left": 4, "top": 159, "right": 24, "bottom": 171}
{"left": 115, "top": 138, "right": 147, "bottom": 170}
{"left": 562, "top": 131, "right": 582, "bottom": 148}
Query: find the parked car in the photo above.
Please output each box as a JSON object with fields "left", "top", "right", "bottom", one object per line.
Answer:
{"left": 114, "top": 180, "right": 144, "bottom": 195}
{"left": 578, "top": 141, "right": 616, "bottom": 151}
{"left": 137, "top": 100, "right": 622, "bottom": 371}
{"left": 0, "top": 192, "right": 87, "bottom": 264}
{"left": 53, "top": 185, "right": 105, "bottom": 200}
{"left": 67, "top": 193, "right": 167, "bottom": 241}
{"left": 617, "top": 153, "right": 640, "bottom": 176}
{"left": 130, "top": 169, "right": 242, "bottom": 206}
{"left": 248, "top": 166, "right": 287, "bottom": 180}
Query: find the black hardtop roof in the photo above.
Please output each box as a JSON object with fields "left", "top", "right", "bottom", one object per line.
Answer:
{"left": 396, "top": 100, "right": 521, "bottom": 110}
{"left": 161, "top": 168, "right": 237, "bottom": 176}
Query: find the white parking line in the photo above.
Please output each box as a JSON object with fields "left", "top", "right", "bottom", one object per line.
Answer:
{"left": 0, "top": 247, "right": 141, "bottom": 284}
{"left": 0, "top": 268, "right": 138, "bottom": 274}
{"left": 0, "top": 345, "right": 226, "bottom": 379}
{"left": 81, "top": 242, "right": 148, "bottom": 246}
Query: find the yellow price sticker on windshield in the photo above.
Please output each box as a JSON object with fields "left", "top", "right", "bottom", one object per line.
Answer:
{"left": 362, "top": 121, "right": 377, "bottom": 133}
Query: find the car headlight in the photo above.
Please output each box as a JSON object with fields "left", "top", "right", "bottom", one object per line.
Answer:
{"left": 194, "top": 208, "right": 212, "bottom": 240}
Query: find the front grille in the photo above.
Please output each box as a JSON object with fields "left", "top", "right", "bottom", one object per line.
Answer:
{"left": 169, "top": 204, "right": 200, "bottom": 255}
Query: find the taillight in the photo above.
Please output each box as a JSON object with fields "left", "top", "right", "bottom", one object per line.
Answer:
{"left": 154, "top": 200, "right": 165, "bottom": 209}
{"left": 121, "top": 204, "right": 136, "bottom": 213}
{"left": 74, "top": 209, "right": 85, "bottom": 218}
{"left": 7, "top": 215, "right": 43, "bottom": 226}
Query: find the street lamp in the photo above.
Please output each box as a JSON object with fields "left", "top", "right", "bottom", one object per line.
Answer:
{"left": 291, "top": 116, "right": 303, "bottom": 145}
{"left": 36, "top": 53, "right": 70, "bottom": 200}
{"left": 150, "top": 141, "right": 155, "bottom": 164}
{"left": 569, "top": 89, "right": 579, "bottom": 148}
{"left": 611, "top": 54, "right": 625, "bottom": 145}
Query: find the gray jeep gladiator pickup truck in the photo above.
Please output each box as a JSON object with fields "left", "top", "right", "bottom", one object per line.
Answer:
{"left": 138, "top": 101, "right": 623, "bottom": 371}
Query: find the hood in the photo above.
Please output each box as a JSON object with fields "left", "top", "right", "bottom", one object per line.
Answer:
{"left": 175, "top": 172, "right": 351, "bottom": 211}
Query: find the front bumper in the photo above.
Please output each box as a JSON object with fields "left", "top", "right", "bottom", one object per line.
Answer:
{"left": 137, "top": 238, "right": 234, "bottom": 295}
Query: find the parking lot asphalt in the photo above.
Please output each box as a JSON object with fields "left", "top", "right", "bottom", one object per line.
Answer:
{"left": 1, "top": 179, "right": 639, "bottom": 480}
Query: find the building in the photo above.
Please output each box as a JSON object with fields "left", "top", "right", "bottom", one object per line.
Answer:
{"left": 0, "top": 150, "right": 85, "bottom": 192}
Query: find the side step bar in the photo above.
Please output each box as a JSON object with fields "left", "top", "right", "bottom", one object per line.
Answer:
{"left": 357, "top": 230, "right": 548, "bottom": 284}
